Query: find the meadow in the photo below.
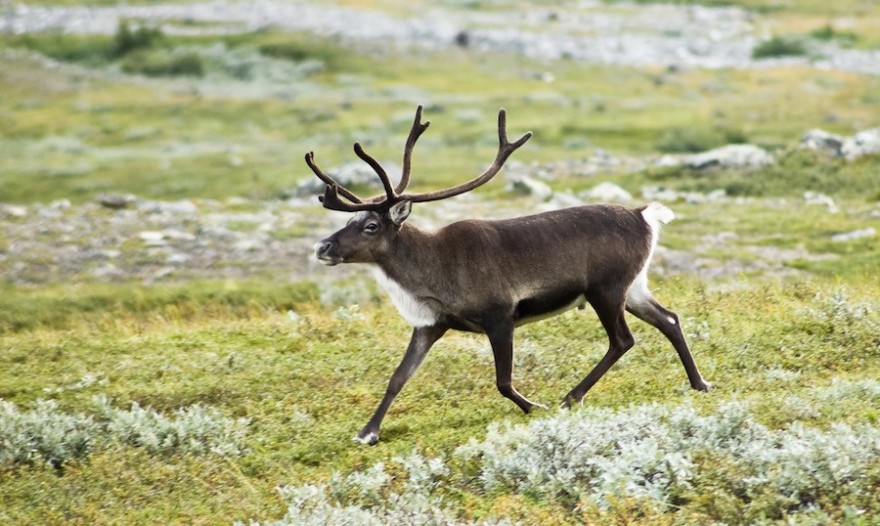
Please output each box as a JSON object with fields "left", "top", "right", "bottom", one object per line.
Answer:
{"left": 2, "top": 1, "right": 880, "bottom": 524}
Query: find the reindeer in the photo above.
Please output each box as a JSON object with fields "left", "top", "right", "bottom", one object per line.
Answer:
{"left": 310, "top": 106, "right": 711, "bottom": 445}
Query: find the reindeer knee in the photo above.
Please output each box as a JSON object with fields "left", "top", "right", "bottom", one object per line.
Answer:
{"left": 496, "top": 381, "right": 515, "bottom": 398}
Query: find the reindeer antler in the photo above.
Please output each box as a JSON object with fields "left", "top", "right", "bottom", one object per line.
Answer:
{"left": 306, "top": 106, "right": 531, "bottom": 212}
{"left": 400, "top": 109, "right": 531, "bottom": 203}
{"left": 397, "top": 105, "right": 430, "bottom": 194}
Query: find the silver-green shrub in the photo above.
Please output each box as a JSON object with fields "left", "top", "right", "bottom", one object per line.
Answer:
{"left": 245, "top": 388, "right": 880, "bottom": 524}
{"left": 0, "top": 399, "right": 99, "bottom": 468}
{"left": 803, "top": 290, "right": 879, "bottom": 349}
{"left": 0, "top": 396, "right": 249, "bottom": 469}
{"left": 245, "top": 452, "right": 511, "bottom": 526}
{"left": 456, "top": 401, "right": 880, "bottom": 515}
{"left": 93, "top": 395, "right": 250, "bottom": 456}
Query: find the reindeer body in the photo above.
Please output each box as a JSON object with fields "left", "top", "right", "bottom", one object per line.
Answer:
{"left": 309, "top": 107, "right": 710, "bottom": 445}
{"left": 370, "top": 204, "right": 659, "bottom": 332}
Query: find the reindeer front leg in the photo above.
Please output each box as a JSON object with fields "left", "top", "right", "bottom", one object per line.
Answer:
{"left": 486, "top": 321, "right": 547, "bottom": 413}
{"left": 355, "top": 324, "right": 448, "bottom": 445}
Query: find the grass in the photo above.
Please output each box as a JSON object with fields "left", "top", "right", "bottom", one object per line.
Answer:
{"left": 1, "top": 278, "right": 879, "bottom": 524}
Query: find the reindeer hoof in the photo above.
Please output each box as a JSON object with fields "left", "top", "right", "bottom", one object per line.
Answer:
{"left": 353, "top": 432, "right": 379, "bottom": 446}
{"left": 694, "top": 380, "right": 713, "bottom": 392}
{"left": 559, "top": 393, "right": 580, "bottom": 409}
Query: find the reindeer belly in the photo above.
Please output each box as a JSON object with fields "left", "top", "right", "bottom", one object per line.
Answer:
{"left": 514, "top": 289, "right": 587, "bottom": 326}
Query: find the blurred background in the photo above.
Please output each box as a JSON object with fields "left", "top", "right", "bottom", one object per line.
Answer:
{"left": 1, "top": 0, "right": 879, "bottom": 286}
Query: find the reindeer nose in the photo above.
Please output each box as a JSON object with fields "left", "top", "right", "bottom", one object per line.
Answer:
{"left": 314, "top": 240, "right": 333, "bottom": 258}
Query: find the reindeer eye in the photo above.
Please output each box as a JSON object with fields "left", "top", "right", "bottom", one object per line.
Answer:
{"left": 363, "top": 222, "right": 379, "bottom": 234}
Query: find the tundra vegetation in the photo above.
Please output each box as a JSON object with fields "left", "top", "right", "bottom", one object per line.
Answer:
{"left": 1, "top": 0, "right": 880, "bottom": 524}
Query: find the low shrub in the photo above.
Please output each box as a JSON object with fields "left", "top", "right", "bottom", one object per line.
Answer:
{"left": 0, "top": 399, "right": 98, "bottom": 469}
{"left": 457, "top": 398, "right": 880, "bottom": 521}
{"left": 0, "top": 396, "right": 249, "bottom": 469}
{"left": 247, "top": 391, "right": 880, "bottom": 524}
{"left": 244, "top": 452, "right": 508, "bottom": 526}
{"left": 120, "top": 50, "right": 204, "bottom": 77}
{"left": 112, "top": 20, "right": 164, "bottom": 58}
{"left": 809, "top": 25, "right": 858, "bottom": 45}
{"left": 656, "top": 127, "right": 747, "bottom": 153}
{"left": 93, "top": 395, "right": 249, "bottom": 456}
{"left": 752, "top": 36, "right": 808, "bottom": 59}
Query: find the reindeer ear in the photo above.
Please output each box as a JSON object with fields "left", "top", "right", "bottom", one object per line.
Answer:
{"left": 388, "top": 200, "right": 412, "bottom": 226}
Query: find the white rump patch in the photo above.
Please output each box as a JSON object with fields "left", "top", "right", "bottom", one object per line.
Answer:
{"left": 641, "top": 202, "right": 675, "bottom": 234}
{"left": 627, "top": 203, "right": 675, "bottom": 310}
{"left": 372, "top": 268, "right": 439, "bottom": 327}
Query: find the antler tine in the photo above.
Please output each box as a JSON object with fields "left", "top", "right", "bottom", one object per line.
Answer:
{"left": 353, "top": 143, "right": 397, "bottom": 202}
{"left": 403, "top": 108, "right": 532, "bottom": 203}
{"left": 319, "top": 184, "right": 388, "bottom": 212}
{"left": 305, "top": 151, "right": 364, "bottom": 204}
{"left": 396, "top": 105, "right": 431, "bottom": 194}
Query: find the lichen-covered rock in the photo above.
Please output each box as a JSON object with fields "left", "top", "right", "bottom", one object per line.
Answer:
{"left": 582, "top": 182, "right": 632, "bottom": 202}
{"left": 507, "top": 176, "right": 553, "bottom": 200}
{"left": 686, "top": 144, "right": 774, "bottom": 170}
{"left": 800, "top": 129, "right": 844, "bottom": 158}
{"left": 841, "top": 128, "right": 880, "bottom": 161}
{"left": 97, "top": 193, "right": 139, "bottom": 210}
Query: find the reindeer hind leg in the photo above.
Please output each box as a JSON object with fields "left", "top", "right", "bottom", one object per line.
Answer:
{"left": 562, "top": 289, "right": 634, "bottom": 407}
{"left": 625, "top": 275, "right": 711, "bottom": 392}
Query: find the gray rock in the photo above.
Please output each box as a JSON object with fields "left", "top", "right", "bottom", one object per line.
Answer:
{"left": 686, "top": 144, "right": 774, "bottom": 170}
{"left": 141, "top": 199, "right": 199, "bottom": 215}
{"left": 508, "top": 176, "right": 553, "bottom": 200}
{"left": 800, "top": 129, "right": 844, "bottom": 157}
{"left": 138, "top": 231, "right": 167, "bottom": 246}
{"left": 0, "top": 204, "right": 28, "bottom": 218}
{"left": 539, "top": 191, "right": 583, "bottom": 211}
{"left": 583, "top": 182, "right": 632, "bottom": 202}
{"left": 98, "top": 193, "right": 139, "bottom": 210}
{"left": 804, "top": 191, "right": 838, "bottom": 213}
{"left": 90, "top": 263, "right": 125, "bottom": 280}
{"left": 831, "top": 228, "right": 875, "bottom": 243}
{"left": 655, "top": 154, "right": 682, "bottom": 167}
{"left": 841, "top": 128, "right": 880, "bottom": 161}
{"left": 641, "top": 186, "right": 681, "bottom": 202}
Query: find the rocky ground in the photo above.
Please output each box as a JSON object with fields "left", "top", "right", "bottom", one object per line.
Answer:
{"left": 2, "top": 0, "right": 880, "bottom": 75}
{"left": 3, "top": 144, "right": 869, "bottom": 290}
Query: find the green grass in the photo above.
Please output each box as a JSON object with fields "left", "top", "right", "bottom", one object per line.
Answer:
{"left": 0, "top": 280, "right": 318, "bottom": 334}
{"left": 613, "top": 149, "right": 880, "bottom": 200}
{"left": 1, "top": 278, "right": 879, "bottom": 524}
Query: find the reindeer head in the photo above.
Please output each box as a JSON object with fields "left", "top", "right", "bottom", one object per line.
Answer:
{"left": 310, "top": 106, "right": 531, "bottom": 266}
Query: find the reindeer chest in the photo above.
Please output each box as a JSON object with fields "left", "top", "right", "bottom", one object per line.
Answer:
{"left": 371, "top": 268, "right": 440, "bottom": 328}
